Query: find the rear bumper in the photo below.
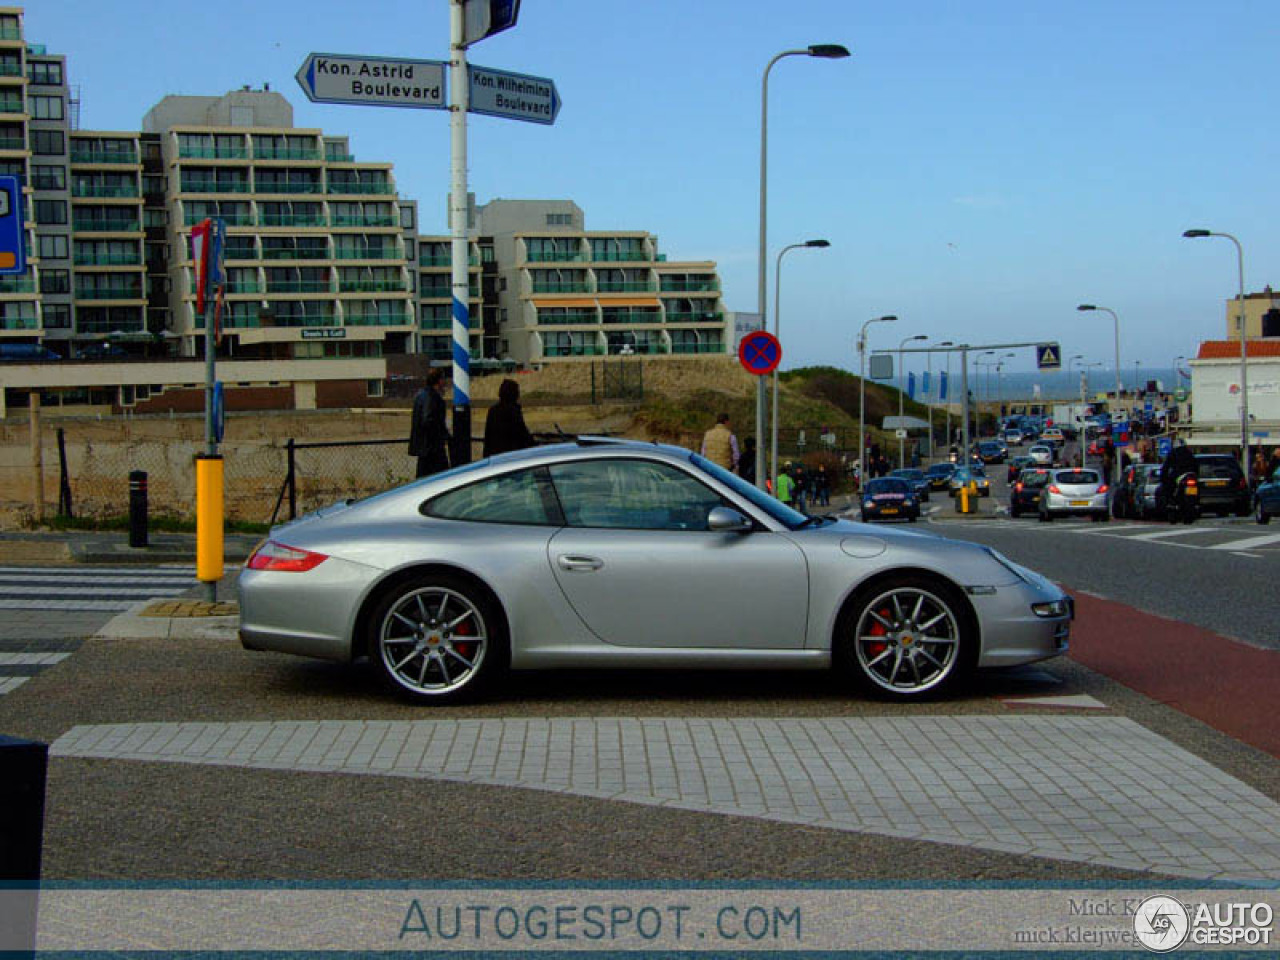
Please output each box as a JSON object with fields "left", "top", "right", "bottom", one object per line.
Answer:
{"left": 1043, "top": 492, "right": 1108, "bottom": 514}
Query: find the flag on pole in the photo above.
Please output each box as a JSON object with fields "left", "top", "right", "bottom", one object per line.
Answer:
{"left": 907, "top": 371, "right": 916, "bottom": 400}
{"left": 939, "top": 371, "right": 948, "bottom": 401}
{"left": 190, "top": 219, "right": 211, "bottom": 314}
{"left": 922, "top": 370, "right": 932, "bottom": 396}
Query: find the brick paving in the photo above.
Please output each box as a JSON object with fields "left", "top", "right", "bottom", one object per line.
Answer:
{"left": 52, "top": 715, "right": 1280, "bottom": 882}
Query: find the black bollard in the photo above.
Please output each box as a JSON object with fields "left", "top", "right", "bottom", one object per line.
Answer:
{"left": 128, "top": 470, "right": 148, "bottom": 549}
{"left": 0, "top": 735, "right": 47, "bottom": 955}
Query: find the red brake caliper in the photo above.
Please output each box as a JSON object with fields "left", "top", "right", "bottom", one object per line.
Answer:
{"left": 866, "top": 607, "right": 891, "bottom": 658}
{"left": 452, "top": 619, "right": 477, "bottom": 661}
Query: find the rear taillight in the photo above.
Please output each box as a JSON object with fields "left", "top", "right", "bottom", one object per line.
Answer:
{"left": 1015, "top": 482, "right": 1023, "bottom": 492}
{"left": 1238, "top": 477, "right": 1247, "bottom": 489}
{"left": 1187, "top": 477, "right": 1198, "bottom": 489}
{"left": 1097, "top": 484, "right": 1109, "bottom": 494}
{"left": 1049, "top": 485, "right": 1062, "bottom": 494}
{"left": 247, "top": 540, "right": 329, "bottom": 572}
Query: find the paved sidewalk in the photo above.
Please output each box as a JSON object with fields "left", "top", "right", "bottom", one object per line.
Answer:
{"left": 0, "top": 530, "right": 258, "bottom": 566}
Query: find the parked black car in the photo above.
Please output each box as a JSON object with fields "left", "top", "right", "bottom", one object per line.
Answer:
{"left": 1009, "top": 467, "right": 1051, "bottom": 518}
{"left": 889, "top": 467, "right": 930, "bottom": 502}
{"left": 1195, "top": 454, "right": 1250, "bottom": 516}
{"left": 1007, "top": 455, "right": 1035, "bottom": 484}
{"left": 859, "top": 477, "right": 920, "bottom": 523}
{"left": 925, "top": 462, "right": 956, "bottom": 490}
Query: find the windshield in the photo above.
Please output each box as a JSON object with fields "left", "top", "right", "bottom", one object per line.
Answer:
{"left": 867, "top": 478, "right": 910, "bottom": 495}
{"left": 891, "top": 469, "right": 924, "bottom": 481}
{"left": 926, "top": 464, "right": 953, "bottom": 475}
{"left": 689, "top": 453, "right": 807, "bottom": 530}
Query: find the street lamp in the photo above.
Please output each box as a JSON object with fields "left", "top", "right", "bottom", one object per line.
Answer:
{"left": 1183, "top": 228, "right": 1249, "bottom": 477}
{"left": 771, "top": 238, "right": 829, "bottom": 489}
{"left": 898, "top": 333, "right": 927, "bottom": 468}
{"left": 1077, "top": 303, "right": 1123, "bottom": 483}
{"left": 1134, "top": 360, "right": 1142, "bottom": 393}
{"left": 755, "top": 43, "right": 851, "bottom": 489}
{"left": 858, "top": 315, "right": 894, "bottom": 480}
{"left": 995, "top": 352, "right": 1015, "bottom": 416}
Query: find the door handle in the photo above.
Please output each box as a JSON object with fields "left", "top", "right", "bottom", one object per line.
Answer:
{"left": 557, "top": 554, "right": 604, "bottom": 572}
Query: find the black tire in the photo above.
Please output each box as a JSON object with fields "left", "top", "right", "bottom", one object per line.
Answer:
{"left": 1236, "top": 502, "right": 1252, "bottom": 518}
{"left": 1039, "top": 509, "right": 1052, "bottom": 523}
{"left": 1097, "top": 512, "right": 1110, "bottom": 523}
{"left": 835, "top": 574, "right": 975, "bottom": 701}
{"left": 1258, "top": 500, "right": 1271, "bottom": 525}
{"left": 1010, "top": 504, "right": 1021, "bottom": 518}
{"left": 367, "top": 573, "right": 508, "bottom": 704}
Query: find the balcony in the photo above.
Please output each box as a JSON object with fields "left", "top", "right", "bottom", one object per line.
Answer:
{"left": 180, "top": 180, "right": 249, "bottom": 194}
{"left": 610, "top": 342, "right": 669, "bottom": 355}
{"left": 0, "top": 63, "right": 20, "bottom": 77}
{"left": 338, "top": 279, "right": 407, "bottom": 292}
{"left": 597, "top": 280, "right": 657, "bottom": 293}
{"left": 75, "top": 287, "right": 144, "bottom": 301}
{"left": 183, "top": 211, "right": 253, "bottom": 226}
{"left": 222, "top": 314, "right": 262, "bottom": 329}
{"left": 589, "top": 249, "right": 651, "bottom": 262}
{"left": 660, "top": 278, "right": 720, "bottom": 292}
{"left": 73, "top": 219, "right": 141, "bottom": 233}
{"left": 330, "top": 213, "right": 397, "bottom": 227}
{"left": 326, "top": 181, "right": 391, "bottom": 195}
{"left": 265, "top": 281, "right": 332, "bottom": 294}
{"left": 324, "top": 152, "right": 356, "bottom": 163}
{"left": 530, "top": 281, "right": 591, "bottom": 294}
{"left": 420, "top": 285, "right": 480, "bottom": 299}
{"left": 256, "top": 181, "right": 323, "bottom": 194}
{"left": 0, "top": 26, "right": 21, "bottom": 40}
{"left": 261, "top": 247, "right": 330, "bottom": 261}
{"left": 177, "top": 145, "right": 247, "bottom": 160}
{"left": 71, "top": 183, "right": 140, "bottom": 198}
{"left": 526, "top": 249, "right": 585, "bottom": 263}
{"left": 334, "top": 248, "right": 399, "bottom": 260}
{"left": 0, "top": 316, "right": 38, "bottom": 330}
{"left": 537, "top": 311, "right": 598, "bottom": 326}
{"left": 419, "top": 254, "right": 479, "bottom": 267}
{"left": 544, "top": 342, "right": 604, "bottom": 357}
{"left": 258, "top": 213, "right": 326, "bottom": 227}
{"left": 262, "top": 313, "right": 338, "bottom": 328}
{"left": 0, "top": 97, "right": 22, "bottom": 114}
{"left": 664, "top": 311, "right": 724, "bottom": 324}
{"left": 224, "top": 280, "right": 262, "bottom": 294}
{"left": 253, "top": 147, "right": 320, "bottom": 161}
{"left": 0, "top": 135, "right": 24, "bottom": 151}
{"left": 602, "top": 310, "right": 661, "bottom": 325}
{"left": 671, "top": 341, "right": 725, "bottom": 355}
{"left": 74, "top": 251, "right": 142, "bottom": 266}
{"left": 345, "top": 311, "right": 412, "bottom": 326}
{"left": 0, "top": 276, "right": 34, "bottom": 293}
{"left": 70, "top": 149, "right": 139, "bottom": 164}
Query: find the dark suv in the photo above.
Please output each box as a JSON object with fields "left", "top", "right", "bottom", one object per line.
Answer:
{"left": 1195, "top": 454, "right": 1250, "bottom": 516}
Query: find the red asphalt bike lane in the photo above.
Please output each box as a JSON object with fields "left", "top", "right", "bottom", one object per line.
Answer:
{"left": 1066, "top": 589, "right": 1280, "bottom": 759}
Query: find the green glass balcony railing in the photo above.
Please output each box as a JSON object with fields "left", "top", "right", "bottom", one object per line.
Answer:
{"left": 0, "top": 63, "right": 21, "bottom": 77}
{"left": 0, "top": 316, "right": 38, "bottom": 330}
{"left": 671, "top": 342, "right": 725, "bottom": 355}
{"left": 74, "top": 252, "right": 142, "bottom": 266}
{"left": 224, "top": 281, "right": 262, "bottom": 294}
{"left": 222, "top": 315, "right": 261, "bottom": 329}
{"left": 71, "top": 183, "right": 140, "bottom": 198}
{"left": 0, "top": 136, "right": 25, "bottom": 150}
{"left": 345, "top": 312, "right": 412, "bottom": 326}
{"left": 70, "top": 149, "right": 138, "bottom": 164}
{"left": 73, "top": 219, "right": 140, "bottom": 232}
{"left": 178, "top": 145, "right": 248, "bottom": 159}
{"left": 265, "top": 314, "right": 338, "bottom": 327}
{"left": 544, "top": 343, "right": 605, "bottom": 357}
{"left": 0, "top": 27, "right": 22, "bottom": 40}
{"left": 256, "top": 182, "right": 322, "bottom": 194}
{"left": 530, "top": 281, "right": 591, "bottom": 294}
{"left": 664, "top": 311, "right": 724, "bottom": 324}
{"left": 253, "top": 147, "right": 320, "bottom": 161}
{"left": 609, "top": 342, "right": 668, "bottom": 355}
{"left": 330, "top": 213, "right": 398, "bottom": 227}
{"left": 180, "top": 180, "right": 249, "bottom": 194}
{"left": 660, "top": 279, "right": 720, "bottom": 292}
{"left": 601, "top": 311, "right": 661, "bottom": 324}
{"left": 420, "top": 286, "right": 480, "bottom": 298}
{"left": 261, "top": 248, "right": 330, "bottom": 260}
{"left": 418, "top": 255, "right": 478, "bottom": 267}
{"left": 334, "top": 248, "right": 399, "bottom": 260}
{"left": 0, "top": 98, "right": 22, "bottom": 113}
{"left": 75, "top": 287, "right": 143, "bottom": 300}
{"left": 326, "top": 181, "right": 391, "bottom": 195}
{"left": 338, "top": 279, "right": 407, "bottom": 292}
{"left": 537, "top": 312, "right": 598, "bottom": 326}
{"left": 258, "top": 213, "right": 326, "bottom": 227}
{"left": 265, "top": 281, "right": 332, "bottom": 293}
{"left": 0, "top": 277, "right": 34, "bottom": 292}
{"left": 526, "top": 249, "right": 585, "bottom": 262}
{"left": 183, "top": 211, "right": 253, "bottom": 226}
{"left": 597, "top": 280, "right": 657, "bottom": 293}
{"left": 589, "top": 249, "right": 651, "bottom": 262}
{"left": 324, "top": 152, "right": 355, "bottom": 163}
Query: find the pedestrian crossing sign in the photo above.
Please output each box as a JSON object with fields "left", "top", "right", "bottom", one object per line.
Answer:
{"left": 1036, "top": 343, "right": 1062, "bottom": 370}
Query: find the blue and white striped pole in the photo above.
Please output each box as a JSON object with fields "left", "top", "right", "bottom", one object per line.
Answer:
{"left": 449, "top": 0, "right": 471, "bottom": 464}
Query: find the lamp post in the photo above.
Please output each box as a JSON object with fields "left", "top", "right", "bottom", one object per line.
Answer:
{"left": 771, "top": 238, "right": 829, "bottom": 489}
{"left": 898, "top": 333, "right": 927, "bottom": 468}
{"left": 1134, "top": 360, "right": 1142, "bottom": 394}
{"left": 1077, "top": 304, "right": 1123, "bottom": 483}
{"left": 755, "top": 43, "right": 850, "bottom": 490}
{"left": 995, "top": 352, "right": 1015, "bottom": 416}
{"left": 858, "top": 315, "right": 894, "bottom": 481}
{"left": 927, "top": 340, "right": 953, "bottom": 457}
{"left": 1183, "top": 229, "right": 1249, "bottom": 477}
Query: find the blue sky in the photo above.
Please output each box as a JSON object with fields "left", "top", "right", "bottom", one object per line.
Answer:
{"left": 29, "top": 1, "right": 1278, "bottom": 376}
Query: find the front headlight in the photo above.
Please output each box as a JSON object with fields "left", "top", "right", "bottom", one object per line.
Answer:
{"left": 1032, "top": 598, "right": 1070, "bottom": 618}
{"left": 864, "top": 500, "right": 874, "bottom": 508}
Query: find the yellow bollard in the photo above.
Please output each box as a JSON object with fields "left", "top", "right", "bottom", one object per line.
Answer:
{"left": 195, "top": 454, "right": 224, "bottom": 585}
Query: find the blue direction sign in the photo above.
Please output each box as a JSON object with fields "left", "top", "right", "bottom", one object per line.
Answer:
{"left": 468, "top": 64, "right": 560, "bottom": 125}
{"left": 0, "top": 175, "right": 25, "bottom": 275}
{"left": 1035, "top": 343, "right": 1062, "bottom": 370}
{"left": 295, "top": 53, "right": 446, "bottom": 110}
{"left": 739, "top": 330, "right": 782, "bottom": 376}
{"left": 1157, "top": 436, "right": 1172, "bottom": 459}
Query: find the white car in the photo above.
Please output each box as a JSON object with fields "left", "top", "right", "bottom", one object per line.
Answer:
{"left": 1028, "top": 445, "right": 1054, "bottom": 467}
{"left": 1040, "top": 428, "right": 1065, "bottom": 444}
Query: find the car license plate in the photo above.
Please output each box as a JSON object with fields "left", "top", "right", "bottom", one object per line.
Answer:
{"left": 1207, "top": 479, "right": 1226, "bottom": 486}
{"left": 881, "top": 508, "right": 898, "bottom": 515}
{"left": 1070, "top": 500, "right": 1089, "bottom": 507}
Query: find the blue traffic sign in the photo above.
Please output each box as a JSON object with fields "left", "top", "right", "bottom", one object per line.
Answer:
{"left": 0, "top": 175, "right": 25, "bottom": 276}
{"left": 1035, "top": 343, "right": 1062, "bottom": 370}
{"left": 738, "top": 330, "right": 782, "bottom": 376}
{"left": 468, "top": 64, "right": 560, "bottom": 125}
{"left": 1157, "top": 436, "right": 1172, "bottom": 459}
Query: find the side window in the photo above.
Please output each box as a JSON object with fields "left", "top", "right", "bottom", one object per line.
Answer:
{"left": 549, "top": 458, "right": 724, "bottom": 531}
{"left": 425, "top": 468, "right": 559, "bottom": 526}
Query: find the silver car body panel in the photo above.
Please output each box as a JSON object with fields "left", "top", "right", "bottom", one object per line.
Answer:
{"left": 1043, "top": 469, "right": 1108, "bottom": 515}
{"left": 239, "top": 442, "right": 1069, "bottom": 674}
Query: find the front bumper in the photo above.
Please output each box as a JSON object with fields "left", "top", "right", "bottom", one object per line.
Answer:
{"left": 860, "top": 501, "right": 919, "bottom": 520}
{"left": 972, "top": 578, "right": 1072, "bottom": 668}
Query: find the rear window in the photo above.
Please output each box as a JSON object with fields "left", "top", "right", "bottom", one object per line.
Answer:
{"left": 1022, "top": 471, "right": 1051, "bottom": 488}
{"left": 1056, "top": 470, "right": 1099, "bottom": 485}
{"left": 1198, "top": 456, "right": 1242, "bottom": 479}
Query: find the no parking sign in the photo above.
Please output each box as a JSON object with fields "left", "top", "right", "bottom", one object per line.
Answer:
{"left": 738, "top": 330, "right": 782, "bottom": 376}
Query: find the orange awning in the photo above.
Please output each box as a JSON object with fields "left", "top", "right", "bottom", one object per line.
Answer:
{"left": 533, "top": 297, "right": 597, "bottom": 308}
{"left": 597, "top": 297, "right": 661, "bottom": 308}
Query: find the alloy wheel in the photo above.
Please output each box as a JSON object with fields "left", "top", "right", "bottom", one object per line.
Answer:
{"left": 853, "top": 587, "right": 961, "bottom": 695}
{"left": 378, "top": 587, "right": 488, "bottom": 696}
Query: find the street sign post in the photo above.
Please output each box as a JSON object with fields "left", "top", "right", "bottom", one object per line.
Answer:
{"left": 1036, "top": 343, "right": 1062, "bottom": 370}
{"left": 468, "top": 64, "right": 560, "bottom": 124}
{"left": 0, "top": 176, "right": 24, "bottom": 275}
{"left": 738, "top": 330, "right": 782, "bottom": 376}
{"left": 294, "top": 54, "right": 446, "bottom": 109}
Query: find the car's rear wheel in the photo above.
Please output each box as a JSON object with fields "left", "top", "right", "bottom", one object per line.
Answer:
{"left": 836, "top": 576, "right": 973, "bottom": 700}
{"left": 368, "top": 574, "right": 507, "bottom": 704}
{"left": 1258, "top": 500, "right": 1271, "bottom": 525}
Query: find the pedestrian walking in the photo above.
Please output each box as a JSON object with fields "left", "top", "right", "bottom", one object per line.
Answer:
{"left": 776, "top": 462, "right": 796, "bottom": 507}
{"left": 700, "top": 412, "right": 739, "bottom": 472}
{"left": 793, "top": 463, "right": 809, "bottom": 513}
{"left": 409, "top": 368, "right": 451, "bottom": 479}
{"left": 483, "top": 378, "right": 535, "bottom": 457}
{"left": 815, "top": 464, "right": 831, "bottom": 506}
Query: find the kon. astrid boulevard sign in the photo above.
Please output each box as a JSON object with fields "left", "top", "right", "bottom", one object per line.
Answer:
{"left": 294, "top": 53, "right": 445, "bottom": 109}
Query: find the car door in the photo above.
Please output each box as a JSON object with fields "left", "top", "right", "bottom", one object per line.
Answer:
{"left": 545, "top": 456, "right": 809, "bottom": 649}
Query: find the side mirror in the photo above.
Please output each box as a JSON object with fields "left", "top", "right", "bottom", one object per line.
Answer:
{"left": 708, "top": 506, "right": 752, "bottom": 533}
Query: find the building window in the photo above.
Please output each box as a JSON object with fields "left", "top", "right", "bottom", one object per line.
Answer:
{"left": 38, "top": 234, "right": 68, "bottom": 259}
{"left": 30, "top": 95, "right": 64, "bottom": 121}
{"left": 28, "top": 61, "right": 64, "bottom": 86}
{"left": 44, "top": 304, "right": 71, "bottom": 328}
{"left": 40, "top": 269, "right": 70, "bottom": 294}
{"left": 367, "top": 379, "right": 384, "bottom": 398}
{"left": 399, "top": 205, "right": 415, "bottom": 229}
{"left": 34, "top": 199, "right": 67, "bottom": 224}
{"left": 143, "top": 208, "right": 166, "bottom": 228}
{"left": 31, "top": 130, "right": 65, "bottom": 156}
{"left": 546, "top": 213, "right": 572, "bottom": 226}
{"left": 32, "top": 164, "right": 65, "bottom": 190}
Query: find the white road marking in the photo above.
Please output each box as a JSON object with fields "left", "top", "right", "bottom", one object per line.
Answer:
{"left": 0, "top": 652, "right": 71, "bottom": 665}
{"left": 1210, "top": 533, "right": 1280, "bottom": 551}
{"left": 0, "top": 677, "right": 30, "bottom": 695}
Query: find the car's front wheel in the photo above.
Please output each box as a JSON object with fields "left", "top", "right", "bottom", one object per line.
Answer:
{"left": 368, "top": 574, "right": 507, "bottom": 704}
{"left": 836, "top": 576, "right": 973, "bottom": 700}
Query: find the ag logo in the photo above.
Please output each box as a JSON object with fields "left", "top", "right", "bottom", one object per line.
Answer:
{"left": 1133, "top": 895, "right": 1190, "bottom": 953}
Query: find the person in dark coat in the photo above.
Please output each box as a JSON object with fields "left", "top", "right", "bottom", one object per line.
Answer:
{"left": 483, "top": 378, "right": 535, "bottom": 457}
{"left": 409, "top": 368, "right": 451, "bottom": 478}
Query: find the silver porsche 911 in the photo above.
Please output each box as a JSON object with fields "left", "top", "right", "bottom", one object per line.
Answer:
{"left": 239, "top": 439, "right": 1071, "bottom": 703}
